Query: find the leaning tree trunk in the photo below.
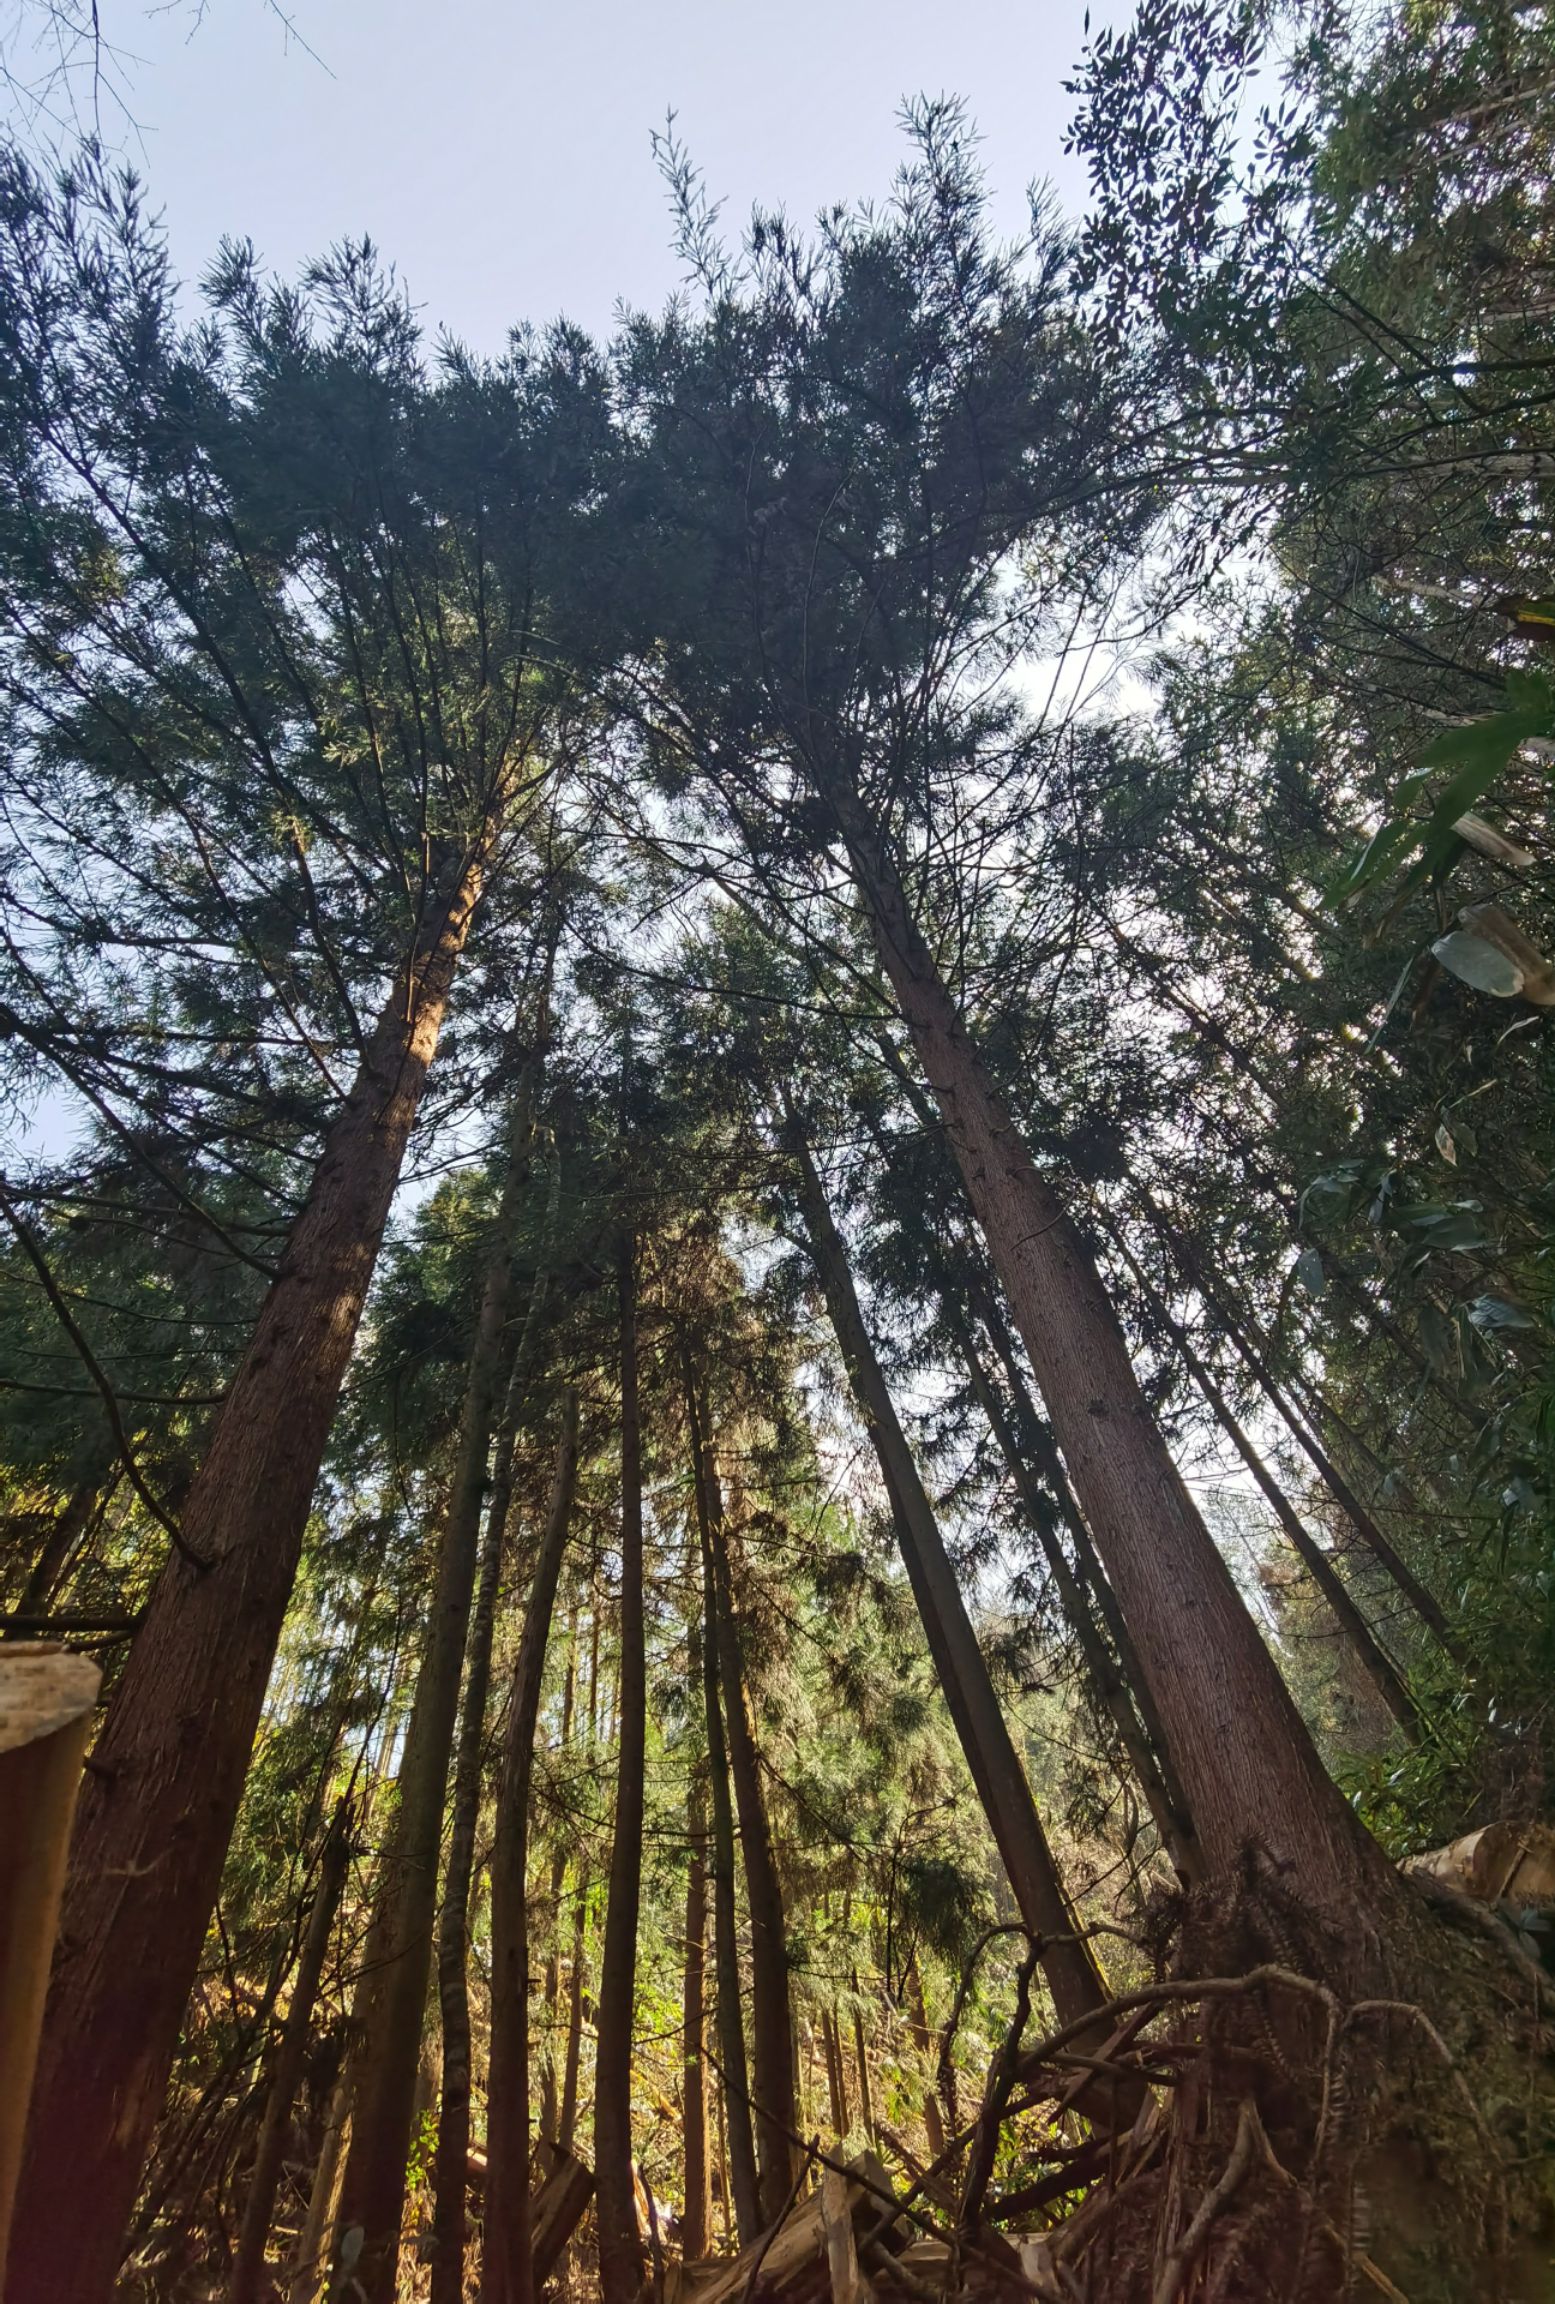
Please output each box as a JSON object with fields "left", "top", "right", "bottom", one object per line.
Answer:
{"left": 692, "top": 1380, "right": 801, "bottom": 2227}
{"left": 228, "top": 1799, "right": 354, "bottom": 2304}
{"left": 696, "top": 1542, "right": 762, "bottom": 2246}
{"left": 483, "top": 1392, "right": 581, "bottom": 2304}
{"left": 787, "top": 1130, "right": 1108, "bottom": 2028}
{"left": 13, "top": 1471, "right": 109, "bottom": 1613}
{"left": 950, "top": 1306, "right": 1203, "bottom": 1883}
{"left": 8, "top": 844, "right": 489, "bottom": 2304}
{"left": 331, "top": 1046, "right": 546, "bottom": 2304}
{"left": 824, "top": 782, "right": 1404, "bottom": 1941}
{"left": 1190, "top": 1260, "right": 1461, "bottom": 1655}
{"left": 1161, "top": 1294, "right": 1424, "bottom": 1742}
{"left": 681, "top": 1769, "right": 712, "bottom": 2261}
{"left": 967, "top": 1278, "right": 1182, "bottom": 1785}
{"left": 594, "top": 1238, "right": 648, "bottom": 2304}
{"left": 431, "top": 1165, "right": 564, "bottom": 2303}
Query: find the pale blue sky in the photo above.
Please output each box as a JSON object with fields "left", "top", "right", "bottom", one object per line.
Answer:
{"left": 17, "top": 0, "right": 1104, "bottom": 348}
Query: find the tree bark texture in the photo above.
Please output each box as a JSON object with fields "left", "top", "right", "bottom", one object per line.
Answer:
{"left": 951, "top": 1304, "right": 1202, "bottom": 1885}
{"left": 9, "top": 848, "right": 487, "bottom": 2304}
{"left": 825, "top": 785, "right": 1402, "bottom": 1938}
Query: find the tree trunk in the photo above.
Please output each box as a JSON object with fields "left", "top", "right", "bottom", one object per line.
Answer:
{"left": 786, "top": 1127, "right": 1107, "bottom": 2027}
{"left": 968, "top": 1276, "right": 1193, "bottom": 1843}
{"left": 483, "top": 1392, "right": 581, "bottom": 2304}
{"left": 9, "top": 847, "right": 488, "bottom": 2304}
{"left": 288, "top": 2081, "right": 350, "bottom": 2304}
{"left": 558, "top": 1604, "right": 600, "bottom": 2155}
{"left": 1205, "top": 1276, "right": 1460, "bottom": 1655}
{"left": 821, "top": 2011, "right": 849, "bottom": 2142}
{"left": 1191, "top": 1336, "right": 1425, "bottom": 1737}
{"left": 681, "top": 1770, "right": 712, "bottom": 2261}
{"left": 902, "top": 1955, "right": 946, "bottom": 2161}
{"left": 826, "top": 786, "right": 1402, "bottom": 1937}
{"left": 849, "top": 1976, "right": 875, "bottom": 2148}
{"left": 594, "top": 1239, "right": 648, "bottom": 2304}
{"left": 1106, "top": 1226, "right": 1425, "bottom": 1742}
{"left": 431, "top": 1168, "right": 564, "bottom": 2304}
{"left": 691, "top": 1380, "right": 800, "bottom": 2228}
{"left": 332, "top": 1049, "right": 545, "bottom": 2304}
{"left": 697, "top": 1518, "right": 762, "bottom": 2248}
{"left": 229, "top": 1800, "right": 353, "bottom": 2304}
{"left": 537, "top": 1624, "right": 578, "bottom": 2146}
{"left": 558, "top": 1873, "right": 589, "bottom": 2152}
{"left": 951, "top": 1304, "right": 1202, "bottom": 1884}
{"left": 14, "top": 1474, "right": 109, "bottom": 1614}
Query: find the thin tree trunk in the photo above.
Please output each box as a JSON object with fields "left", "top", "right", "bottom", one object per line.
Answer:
{"left": 537, "top": 1622, "right": 578, "bottom": 2145}
{"left": 594, "top": 1238, "right": 648, "bottom": 2304}
{"left": 11, "top": 846, "right": 489, "bottom": 2304}
{"left": 849, "top": 1975, "right": 875, "bottom": 2147}
{"left": 483, "top": 1392, "right": 581, "bottom": 2304}
{"left": 333, "top": 1045, "right": 546, "bottom": 2304}
{"left": 716, "top": 2075, "right": 732, "bottom": 2246}
{"left": 558, "top": 1604, "right": 600, "bottom": 2154}
{"left": 903, "top": 1955, "right": 946, "bottom": 2161}
{"left": 14, "top": 1473, "right": 109, "bottom": 1613}
{"left": 1205, "top": 1276, "right": 1460, "bottom": 1654}
{"left": 691, "top": 1378, "right": 800, "bottom": 2228}
{"left": 786, "top": 1128, "right": 1107, "bottom": 2026}
{"left": 558, "top": 1876, "right": 589, "bottom": 2152}
{"left": 431, "top": 1163, "right": 565, "bottom": 2302}
{"left": 1104, "top": 1224, "right": 1426, "bottom": 1742}
{"left": 822, "top": 2011, "right": 849, "bottom": 2142}
{"left": 697, "top": 1525, "right": 762, "bottom": 2248}
{"left": 288, "top": 2083, "right": 350, "bottom": 2304}
{"left": 951, "top": 1304, "right": 1202, "bottom": 1882}
{"left": 826, "top": 788, "right": 1401, "bottom": 1934}
{"left": 681, "top": 1770, "right": 712, "bottom": 2262}
{"left": 229, "top": 1801, "right": 353, "bottom": 2304}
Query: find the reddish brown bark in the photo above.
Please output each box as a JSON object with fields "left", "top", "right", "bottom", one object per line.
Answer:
{"left": 8, "top": 848, "right": 487, "bottom": 2304}
{"left": 826, "top": 786, "right": 1402, "bottom": 1938}
{"left": 951, "top": 1308, "right": 1202, "bottom": 1882}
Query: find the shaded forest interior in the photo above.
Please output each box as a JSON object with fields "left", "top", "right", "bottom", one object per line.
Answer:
{"left": 3, "top": 1, "right": 1555, "bottom": 2298}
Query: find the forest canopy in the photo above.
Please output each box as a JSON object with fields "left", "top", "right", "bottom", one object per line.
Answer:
{"left": 1, "top": 4, "right": 1554, "bottom": 2301}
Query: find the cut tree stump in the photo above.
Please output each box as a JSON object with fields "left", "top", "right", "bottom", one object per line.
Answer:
{"left": 0, "top": 1641, "right": 101, "bottom": 2284}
